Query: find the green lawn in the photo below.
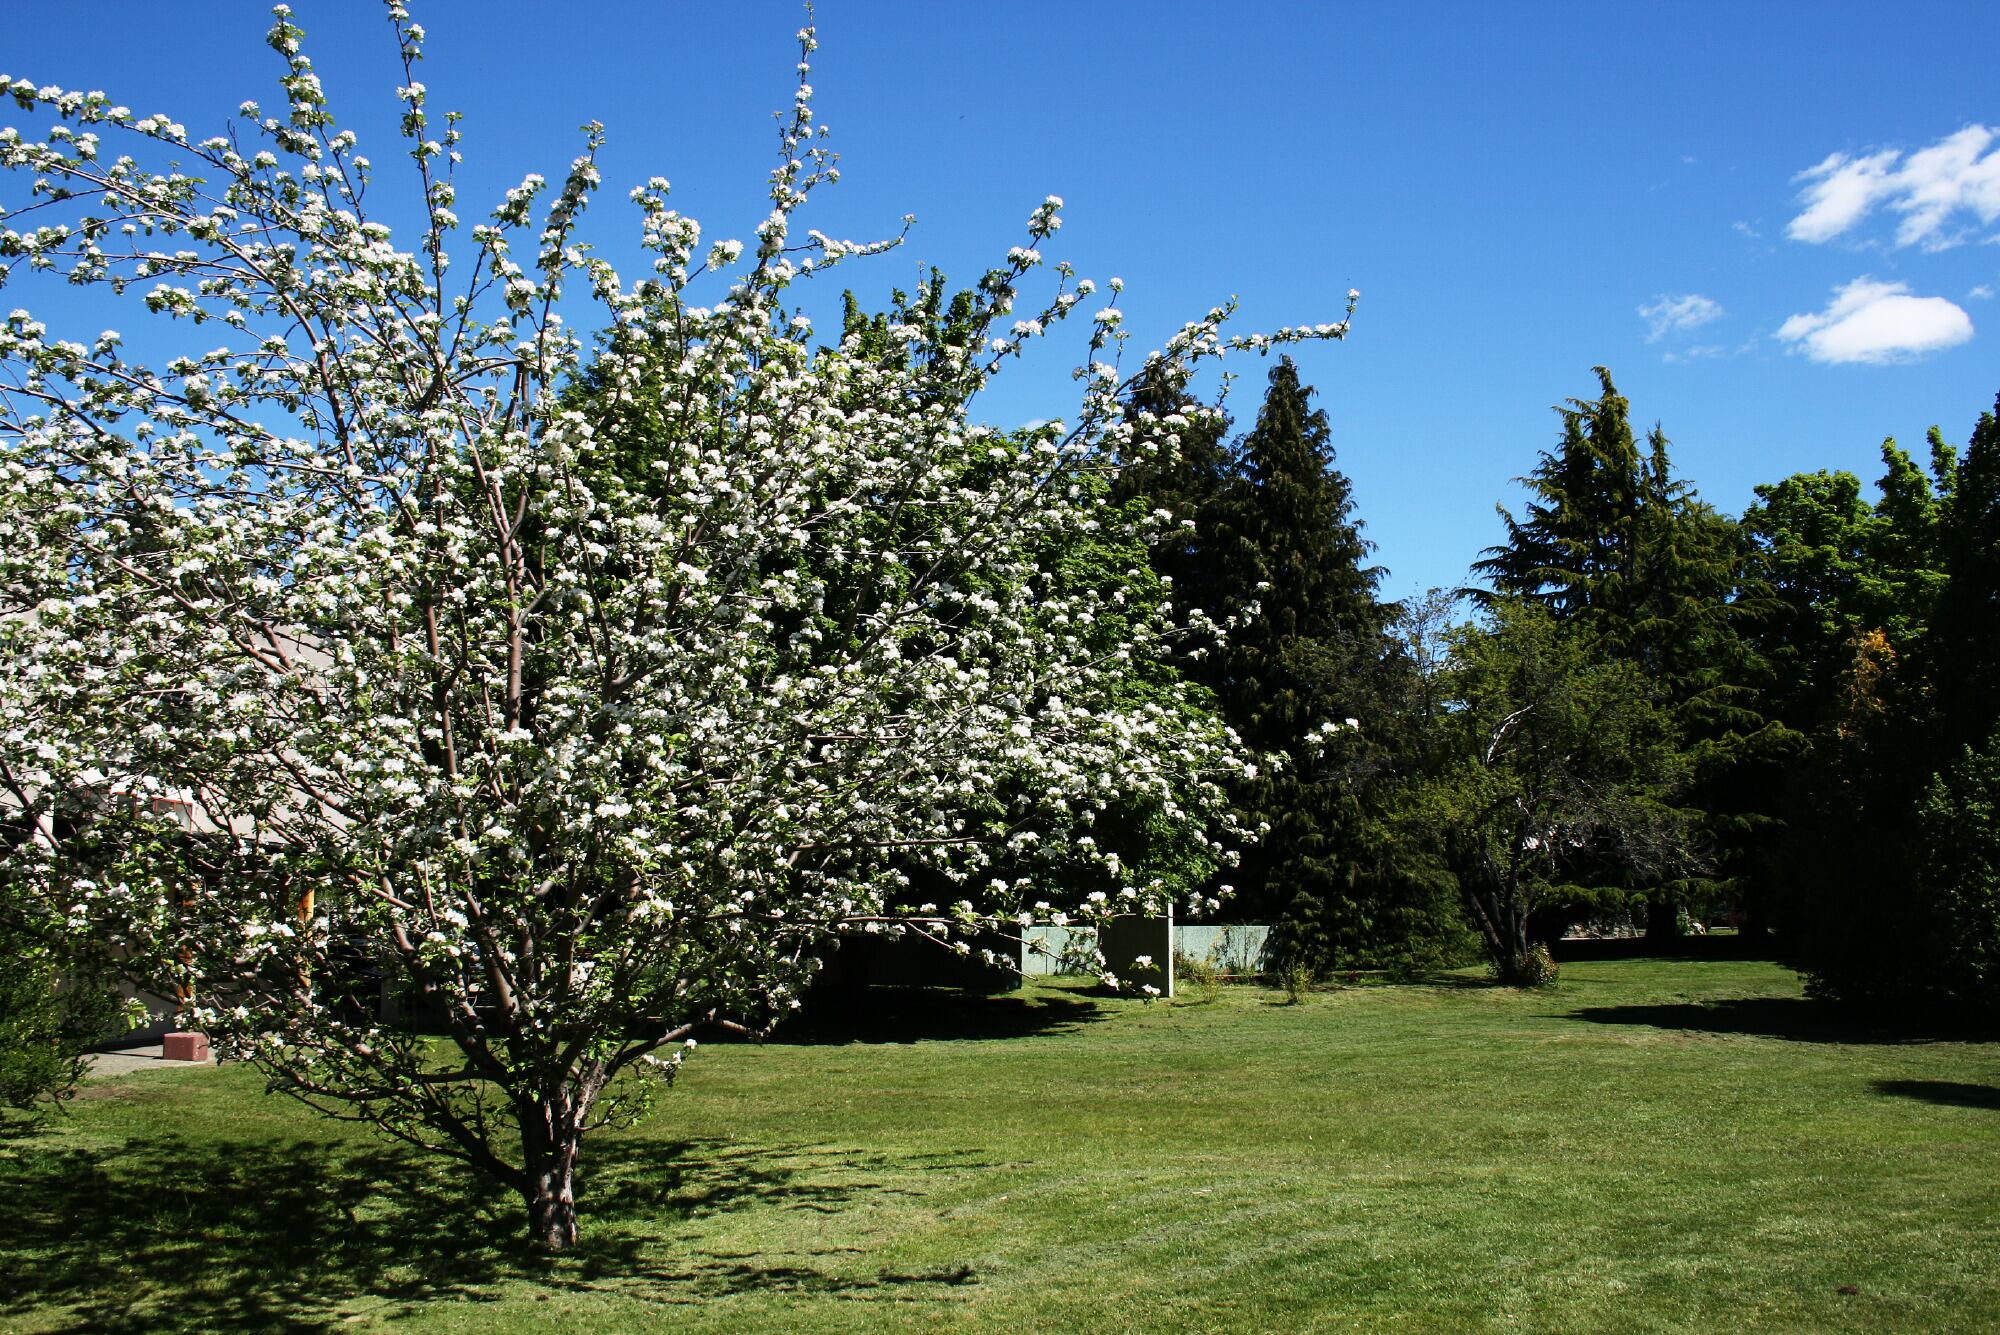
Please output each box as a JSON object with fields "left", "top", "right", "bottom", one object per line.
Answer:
{"left": 5, "top": 959, "right": 1999, "bottom": 1333}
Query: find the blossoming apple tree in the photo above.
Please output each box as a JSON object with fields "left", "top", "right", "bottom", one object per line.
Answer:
{"left": 0, "top": 5, "right": 1350, "bottom": 1247}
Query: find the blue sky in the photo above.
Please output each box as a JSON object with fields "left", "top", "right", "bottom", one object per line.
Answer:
{"left": 6, "top": 2, "right": 1999, "bottom": 600}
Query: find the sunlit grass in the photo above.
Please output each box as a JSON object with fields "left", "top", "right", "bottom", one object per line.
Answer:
{"left": 5, "top": 959, "right": 1997, "bottom": 1332}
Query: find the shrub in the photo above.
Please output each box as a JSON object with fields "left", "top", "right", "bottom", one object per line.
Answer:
{"left": 1501, "top": 943, "right": 1560, "bottom": 989}
{"left": 0, "top": 942, "right": 133, "bottom": 1120}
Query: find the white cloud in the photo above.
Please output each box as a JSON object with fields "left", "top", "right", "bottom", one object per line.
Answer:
{"left": 1789, "top": 149, "right": 1901, "bottom": 243}
{"left": 1638, "top": 293, "right": 1724, "bottom": 342}
{"left": 1970, "top": 284, "right": 1995, "bottom": 300}
{"left": 1788, "top": 126, "right": 2000, "bottom": 250}
{"left": 1775, "top": 277, "right": 1974, "bottom": 364}
{"left": 1894, "top": 127, "right": 2000, "bottom": 248}
{"left": 1732, "top": 220, "right": 1762, "bottom": 240}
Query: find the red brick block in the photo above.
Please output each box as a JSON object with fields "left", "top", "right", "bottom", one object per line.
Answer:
{"left": 161, "top": 1031, "right": 210, "bottom": 1062}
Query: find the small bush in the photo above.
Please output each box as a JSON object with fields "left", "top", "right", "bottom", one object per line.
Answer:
{"left": 0, "top": 947, "right": 133, "bottom": 1121}
{"left": 1280, "top": 961, "right": 1316, "bottom": 1004}
{"left": 1515, "top": 943, "right": 1560, "bottom": 988}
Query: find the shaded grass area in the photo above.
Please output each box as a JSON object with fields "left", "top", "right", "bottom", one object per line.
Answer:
{"left": 0, "top": 1130, "right": 977, "bottom": 1332}
{"left": 6, "top": 960, "right": 2000, "bottom": 1332}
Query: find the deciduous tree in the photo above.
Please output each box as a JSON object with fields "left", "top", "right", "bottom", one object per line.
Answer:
{"left": 0, "top": 8, "right": 1348, "bottom": 1245}
{"left": 1411, "top": 602, "right": 1690, "bottom": 985}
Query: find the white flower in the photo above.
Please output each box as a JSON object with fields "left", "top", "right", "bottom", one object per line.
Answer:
{"left": 0, "top": 6, "right": 1347, "bottom": 1243}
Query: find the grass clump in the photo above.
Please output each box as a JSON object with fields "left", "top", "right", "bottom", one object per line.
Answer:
{"left": 1173, "top": 950, "right": 1225, "bottom": 1004}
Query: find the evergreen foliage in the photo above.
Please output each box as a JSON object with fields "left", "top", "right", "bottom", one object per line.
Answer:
{"left": 1742, "top": 437, "right": 1957, "bottom": 947}
{"left": 1475, "top": 368, "right": 1768, "bottom": 936}
{"left": 1917, "top": 730, "right": 2000, "bottom": 1018}
{"left": 1215, "top": 358, "right": 1388, "bottom": 758}
{"left": 1475, "top": 367, "right": 1652, "bottom": 628}
{"left": 1111, "top": 357, "right": 1464, "bottom": 972}
{"left": 1743, "top": 463, "right": 1898, "bottom": 734}
{"left": 1744, "top": 434, "right": 1955, "bottom": 703}
{"left": 1219, "top": 362, "right": 1453, "bottom": 970}
{"left": 1781, "top": 396, "right": 2000, "bottom": 1021}
{"left": 1924, "top": 398, "right": 2000, "bottom": 759}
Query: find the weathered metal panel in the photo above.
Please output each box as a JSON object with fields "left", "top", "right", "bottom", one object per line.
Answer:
{"left": 1021, "top": 924, "right": 1096, "bottom": 976}
{"left": 1021, "top": 922, "right": 1273, "bottom": 983}
{"left": 1173, "top": 924, "right": 1272, "bottom": 974}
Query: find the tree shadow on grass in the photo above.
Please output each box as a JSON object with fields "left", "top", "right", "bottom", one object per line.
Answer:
{"left": 1874, "top": 1079, "right": 2000, "bottom": 1110}
{"left": 771, "top": 984, "right": 1104, "bottom": 1045}
{"left": 0, "top": 1131, "right": 994, "bottom": 1332}
{"left": 1408, "top": 970, "right": 1511, "bottom": 992}
{"left": 1561, "top": 997, "right": 1990, "bottom": 1044}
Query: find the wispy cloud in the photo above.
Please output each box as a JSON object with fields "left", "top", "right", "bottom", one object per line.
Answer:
{"left": 1776, "top": 277, "right": 1973, "bottom": 364}
{"left": 1971, "top": 284, "right": 1995, "bottom": 300}
{"left": 1732, "top": 220, "right": 1762, "bottom": 240}
{"left": 1662, "top": 344, "right": 1728, "bottom": 364}
{"left": 1789, "top": 126, "right": 2000, "bottom": 250}
{"left": 1638, "top": 293, "right": 1724, "bottom": 342}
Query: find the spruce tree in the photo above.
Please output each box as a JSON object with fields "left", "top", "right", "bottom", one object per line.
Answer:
{"left": 1111, "top": 358, "right": 1239, "bottom": 681}
{"left": 1202, "top": 359, "right": 1452, "bottom": 968}
{"left": 1476, "top": 368, "right": 1768, "bottom": 938}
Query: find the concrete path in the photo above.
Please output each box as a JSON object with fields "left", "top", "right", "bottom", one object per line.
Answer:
{"left": 86, "top": 1044, "right": 218, "bottom": 1076}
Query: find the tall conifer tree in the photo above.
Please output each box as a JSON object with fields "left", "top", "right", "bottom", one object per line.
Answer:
{"left": 1204, "top": 360, "right": 1456, "bottom": 966}
{"left": 1112, "top": 358, "right": 1239, "bottom": 681}
{"left": 1476, "top": 369, "right": 1648, "bottom": 629}
{"left": 1476, "top": 368, "right": 1767, "bottom": 937}
{"left": 1218, "top": 357, "right": 1387, "bottom": 750}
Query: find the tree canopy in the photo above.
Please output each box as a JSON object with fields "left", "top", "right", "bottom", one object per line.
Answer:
{"left": 0, "top": 10, "right": 1348, "bottom": 1246}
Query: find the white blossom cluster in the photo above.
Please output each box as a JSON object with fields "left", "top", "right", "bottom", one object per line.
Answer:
{"left": 0, "top": 5, "right": 1349, "bottom": 1188}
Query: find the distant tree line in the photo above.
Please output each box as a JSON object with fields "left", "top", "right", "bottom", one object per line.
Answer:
{"left": 1109, "top": 352, "right": 2000, "bottom": 1013}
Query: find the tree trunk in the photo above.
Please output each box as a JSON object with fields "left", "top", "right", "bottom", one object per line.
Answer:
{"left": 1465, "top": 877, "right": 1538, "bottom": 986}
{"left": 1494, "top": 919, "right": 1537, "bottom": 986}
{"left": 520, "top": 1103, "right": 583, "bottom": 1251}
{"left": 525, "top": 1164, "right": 579, "bottom": 1251}
{"left": 1644, "top": 894, "right": 1681, "bottom": 942}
